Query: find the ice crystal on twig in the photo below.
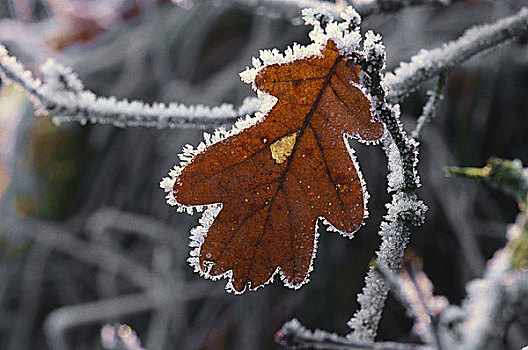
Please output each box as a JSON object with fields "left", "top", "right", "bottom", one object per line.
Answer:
{"left": 347, "top": 20, "right": 427, "bottom": 341}
{"left": 461, "top": 214, "right": 528, "bottom": 350}
{"left": 1, "top": 8, "right": 527, "bottom": 129}
{"left": 385, "top": 8, "right": 528, "bottom": 103}
{"left": 276, "top": 318, "right": 429, "bottom": 350}
{"left": 0, "top": 47, "right": 261, "bottom": 128}
{"left": 411, "top": 74, "right": 445, "bottom": 140}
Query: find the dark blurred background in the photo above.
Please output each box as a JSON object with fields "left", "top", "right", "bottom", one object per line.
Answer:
{"left": 0, "top": 0, "right": 527, "bottom": 349}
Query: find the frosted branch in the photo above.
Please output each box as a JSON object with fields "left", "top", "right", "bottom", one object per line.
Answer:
{"left": 2, "top": 8, "right": 527, "bottom": 129}
{"left": 410, "top": 74, "right": 445, "bottom": 140}
{"left": 385, "top": 7, "right": 528, "bottom": 103}
{"left": 460, "top": 212, "right": 528, "bottom": 350}
{"left": 348, "top": 192, "right": 427, "bottom": 340}
{"left": 348, "top": 0, "right": 450, "bottom": 18}
{"left": 275, "top": 318, "right": 430, "bottom": 350}
{"left": 347, "top": 30, "right": 427, "bottom": 341}
{"left": 232, "top": 0, "right": 449, "bottom": 19}
{"left": 355, "top": 31, "right": 420, "bottom": 192}
{"left": 0, "top": 47, "right": 260, "bottom": 129}
{"left": 377, "top": 264, "right": 445, "bottom": 350}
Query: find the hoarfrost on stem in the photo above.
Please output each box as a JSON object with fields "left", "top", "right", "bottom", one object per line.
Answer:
{"left": 101, "top": 324, "right": 145, "bottom": 350}
{"left": 411, "top": 74, "right": 445, "bottom": 140}
{"left": 1, "top": 8, "right": 527, "bottom": 130}
{"left": 0, "top": 47, "right": 261, "bottom": 128}
{"left": 346, "top": 19, "right": 428, "bottom": 341}
{"left": 385, "top": 7, "right": 528, "bottom": 102}
{"left": 460, "top": 212, "right": 528, "bottom": 350}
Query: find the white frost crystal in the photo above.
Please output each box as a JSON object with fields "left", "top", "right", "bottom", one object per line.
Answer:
{"left": 161, "top": 6, "right": 376, "bottom": 293}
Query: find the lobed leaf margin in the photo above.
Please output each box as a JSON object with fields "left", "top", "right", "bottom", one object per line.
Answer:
{"left": 160, "top": 6, "right": 385, "bottom": 293}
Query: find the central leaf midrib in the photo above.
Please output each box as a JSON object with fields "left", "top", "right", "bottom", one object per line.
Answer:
{"left": 243, "top": 56, "right": 343, "bottom": 288}
{"left": 264, "top": 56, "right": 343, "bottom": 214}
{"left": 199, "top": 55, "right": 344, "bottom": 290}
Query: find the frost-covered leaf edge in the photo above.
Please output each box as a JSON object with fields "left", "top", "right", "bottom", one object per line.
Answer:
{"left": 160, "top": 6, "right": 385, "bottom": 294}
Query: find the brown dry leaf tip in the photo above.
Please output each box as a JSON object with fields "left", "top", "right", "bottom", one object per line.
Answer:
{"left": 163, "top": 9, "right": 385, "bottom": 294}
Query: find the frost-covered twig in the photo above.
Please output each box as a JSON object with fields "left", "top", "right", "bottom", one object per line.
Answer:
{"left": 347, "top": 31, "right": 427, "bottom": 341}
{"left": 231, "top": 0, "right": 450, "bottom": 19}
{"left": 355, "top": 31, "right": 420, "bottom": 192}
{"left": 375, "top": 264, "right": 420, "bottom": 322}
{"left": 460, "top": 212, "right": 528, "bottom": 350}
{"left": 0, "top": 46, "right": 261, "bottom": 128}
{"left": 348, "top": 191, "right": 427, "bottom": 340}
{"left": 275, "top": 318, "right": 430, "bottom": 350}
{"left": 385, "top": 7, "right": 528, "bottom": 103}
{"left": 410, "top": 74, "right": 445, "bottom": 140}
{"left": 2, "top": 8, "right": 527, "bottom": 129}
{"left": 377, "top": 264, "right": 445, "bottom": 350}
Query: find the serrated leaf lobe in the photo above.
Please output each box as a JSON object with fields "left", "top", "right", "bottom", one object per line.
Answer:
{"left": 173, "top": 40, "right": 384, "bottom": 293}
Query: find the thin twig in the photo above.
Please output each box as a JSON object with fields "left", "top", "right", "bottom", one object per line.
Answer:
{"left": 1, "top": 9, "right": 527, "bottom": 129}
{"left": 232, "top": 0, "right": 450, "bottom": 19}
{"left": 385, "top": 8, "right": 528, "bottom": 103}
{"left": 276, "top": 318, "right": 431, "bottom": 350}
{"left": 376, "top": 264, "right": 443, "bottom": 350}
{"left": 411, "top": 74, "right": 446, "bottom": 140}
{"left": 406, "top": 265, "right": 444, "bottom": 350}
{"left": 0, "top": 45, "right": 260, "bottom": 128}
{"left": 354, "top": 32, "right": 420, "bottom": 192}
{"left": 0, "top": 213, "right": 160, "bottom": 289}
{"left": 347, "top": 31, "right": 427, "bottom": 340}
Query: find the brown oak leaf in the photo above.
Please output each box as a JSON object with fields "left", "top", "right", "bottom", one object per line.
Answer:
{"left": 166, "top": 37, "right": 384, "bottom": 293}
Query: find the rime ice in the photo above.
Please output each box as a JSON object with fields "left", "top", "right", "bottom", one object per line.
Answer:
{"left": 161, "top": 6, "right": 385, "bottom": 294}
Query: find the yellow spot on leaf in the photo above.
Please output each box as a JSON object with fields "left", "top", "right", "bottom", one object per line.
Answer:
{"left": 270, "top": 131, "right": 298, "bottom": 164}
